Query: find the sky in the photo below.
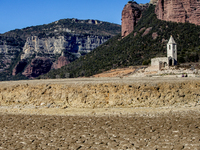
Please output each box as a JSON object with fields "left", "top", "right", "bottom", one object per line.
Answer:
{"left": 0, "top": 0, "right": 150, "bottom": 34}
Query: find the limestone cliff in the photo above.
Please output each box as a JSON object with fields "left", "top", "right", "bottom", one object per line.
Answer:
{"left": 0, "top": 44, "right": 20, "bottom": 71}
{"left": 0, "top": 18, "right": 120, "bottom": 80}
{"left": 21, "top": 35, "right": 108, "bottom": 60}
{"left": 10, "top": 35, "right": 108, "bottom": 78}
{"left": 121, "top": 1, "right": 148, "bottom": 38}
{"left": 155, "top": 0, "right": 200, "bottom": 25}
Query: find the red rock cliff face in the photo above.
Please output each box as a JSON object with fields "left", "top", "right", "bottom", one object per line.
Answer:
{"left": 52, "top": 56, "right": 70, "bottom": 69}
{"left": 121, "top": 2, "right": 148, "bottom": 38}
{"left": 155, "top": 0, "right": 200, "bottom": 25}
{"left": 22, "top": 57, "right": 52, "bottom": 78}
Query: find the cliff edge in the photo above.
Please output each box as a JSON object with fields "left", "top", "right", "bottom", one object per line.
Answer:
{"left": 121, "top": 2, "right": 148, "bottom": 38}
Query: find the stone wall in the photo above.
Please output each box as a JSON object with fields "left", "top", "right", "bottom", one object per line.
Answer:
{"left": 151, "top": 57, "right": 168, "bottom": 66}
{"left": 0, "top": 79, "right": 199, "bottom": 108}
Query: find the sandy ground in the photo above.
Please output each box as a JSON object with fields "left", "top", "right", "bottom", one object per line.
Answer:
{"left": 0, "top": 105, "right": 200, "bottom": 117}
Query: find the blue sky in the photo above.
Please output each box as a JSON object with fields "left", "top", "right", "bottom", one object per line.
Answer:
{"left": 0, "top": 0, "right": 150, "bottom": 34}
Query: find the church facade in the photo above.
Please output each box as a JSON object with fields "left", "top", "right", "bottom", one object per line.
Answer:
{"left": 150, "top": 36, "right": 177, "bottom": 70}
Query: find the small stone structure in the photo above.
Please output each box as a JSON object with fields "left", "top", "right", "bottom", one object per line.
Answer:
{"left": 149, "top": 36, "right": 177, "bottom": 71}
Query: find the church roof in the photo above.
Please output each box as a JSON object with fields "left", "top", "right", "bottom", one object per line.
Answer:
{"left": 168, "top": 35, "right": 176, "bottom": 44}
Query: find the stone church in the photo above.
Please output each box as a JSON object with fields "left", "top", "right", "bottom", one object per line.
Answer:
{"left": 150, "top": 36, "right": 177, "bottom": 70}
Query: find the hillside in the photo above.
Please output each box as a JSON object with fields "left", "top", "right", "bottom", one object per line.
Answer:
{"left": 1, "top": 19, "right": 120, "bottom": 39}
{"left": 40, "top": 5, "right": 200, "bottom": 79}
{"left": 0, "top": 19, "right": 121, "bottom": 81}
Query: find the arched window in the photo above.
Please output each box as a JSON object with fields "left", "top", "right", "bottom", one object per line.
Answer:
{"left": 169, "top": 45, "right": 171, "bottom": 50}
{"left": 173, "top": 44, "right": 175, "bottom": 49}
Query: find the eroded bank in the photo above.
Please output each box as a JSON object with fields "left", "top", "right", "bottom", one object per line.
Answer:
{"left": 0, "top": 77, "right": 200, "bottom": 109}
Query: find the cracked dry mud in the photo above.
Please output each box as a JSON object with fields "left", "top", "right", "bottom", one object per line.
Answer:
{"left": 0, "top": 111, "right": 199, "bottom": 150}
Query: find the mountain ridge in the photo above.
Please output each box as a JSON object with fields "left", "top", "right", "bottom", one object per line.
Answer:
{"left": 0, "top": 18, "right": 121, "bottom": 80}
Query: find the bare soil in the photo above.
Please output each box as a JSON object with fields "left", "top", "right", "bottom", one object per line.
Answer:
{"left": 0, "top": 77, "right": 200, "bottom": 149}
{"left": 92, "top": 68, "right": 136, "bottom": 77}
{"left": 0, "top": 110, "right": 199, "bottom": 150}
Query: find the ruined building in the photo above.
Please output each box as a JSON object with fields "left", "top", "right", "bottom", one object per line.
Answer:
{"left": 150, "top": 36, "right": 177, "bottom": 70}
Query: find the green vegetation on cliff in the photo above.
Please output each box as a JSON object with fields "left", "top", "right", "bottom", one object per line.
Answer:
{"left": 2, "top": 19, "right": 121, "bottom": 40}
{"left": 40, "top": 5, "right": 200, "bottom": 79}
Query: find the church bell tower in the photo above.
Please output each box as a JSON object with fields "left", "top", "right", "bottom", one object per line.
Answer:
{"left": 167, "top": 35, "right": 177, "bottom": 65}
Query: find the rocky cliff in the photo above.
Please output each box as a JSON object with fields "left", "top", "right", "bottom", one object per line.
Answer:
{"left": 150, "top": 0, "right": 158, "bottom": 5}
{"left": 12, "top": 60, "right": 27, "bottom": 76}
{"left": 0, "top": 44, "right": 20, "bottom": 71}
{"left": 21, "top": 35, "right": 109, "bottom": 60}
{"left": 52, "top": 56, "right": 70, "bottom": 70}
{"left": 0, "top": 19, "right": 120, "bottom": 80}
{"left": 22, "top": 57, "right": 52, "bottom": 78}
{"left": 121, "top": 1, "right": 148, "bottom": 38}
{"left": 155, "top": 0, "right": 200, "bottom": 25}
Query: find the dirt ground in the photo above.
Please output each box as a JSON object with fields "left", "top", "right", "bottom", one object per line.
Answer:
{"left": 0, "top": 76, "right": 199, "bottom": 87}
{"left": 0, "top": 77, "right": 200, "bottom": 149}
{"left": 92, "top": 68, "right": 136, "bottom": 77}
{"left": 0, "top": 110, "right": 199, "bottom": 150}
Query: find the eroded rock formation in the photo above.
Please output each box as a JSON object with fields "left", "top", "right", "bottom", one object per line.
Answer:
{"left": 121, "top": 2, "right": 148, "bottom": 38}
{"left": 0, "top": 45, "right": 20, "bottom": 71}
{"left": 21, "top": 35, "right": 109, "bottom": 60}
{"left": 155, "top": 0, "right": 200, "bottom": 25}
{"left": 22, "top": 57, "right": 52, "bottom": 78}
{"left": 52, "top": 56, "right": 70, "bottom": 69}
{"left": 12, "top": 60, "right": 27, "bottom": 76}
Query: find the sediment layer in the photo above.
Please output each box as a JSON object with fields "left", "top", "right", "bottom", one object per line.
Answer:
{"left": 0, "top": 77, "right": 200, "bottom": 109}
